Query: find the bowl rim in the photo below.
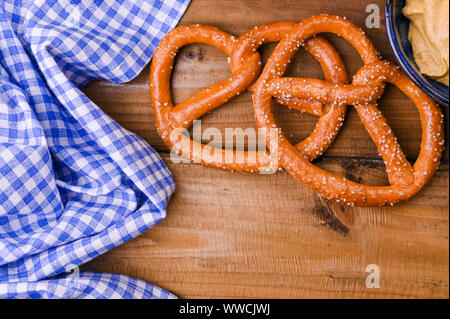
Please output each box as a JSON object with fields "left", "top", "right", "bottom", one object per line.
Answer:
{"left": 385, "top": 0, "right": 449, "bottom": 106}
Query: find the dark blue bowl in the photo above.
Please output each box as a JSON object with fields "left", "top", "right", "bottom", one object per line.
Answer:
{"left": 385, "top": 0, "right": 449, "bottom": 106}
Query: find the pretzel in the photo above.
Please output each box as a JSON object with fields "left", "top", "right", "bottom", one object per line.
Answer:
{"left": 252, "top": 14, "right": 444, "bottom": 206}
{"left": 150, "top": 25, "right": 262, "bottom": 172}
{"left": 150, "top": 23, "right": 349, "bottom": 173}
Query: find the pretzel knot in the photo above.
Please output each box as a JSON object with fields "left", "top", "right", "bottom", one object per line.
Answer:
{"left": 150, "top": 15, "right": 444, "bottom": 207}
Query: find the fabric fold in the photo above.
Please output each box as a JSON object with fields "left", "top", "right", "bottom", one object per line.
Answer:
{"left": 0, "top": 0, "right": 190, "bottom": 298}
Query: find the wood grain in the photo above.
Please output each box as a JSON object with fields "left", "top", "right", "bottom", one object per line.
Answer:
{"left": 81, "top": 0, "right": 449, "bottom": 298}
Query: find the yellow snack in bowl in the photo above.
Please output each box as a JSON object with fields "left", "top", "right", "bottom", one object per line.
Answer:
{"left": 403, "top": 0, "right": 449, "bottom": 86}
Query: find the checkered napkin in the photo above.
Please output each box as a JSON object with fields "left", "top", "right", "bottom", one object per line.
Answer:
{"left": 0, "top": 0, "right": 190, "bottom": 299}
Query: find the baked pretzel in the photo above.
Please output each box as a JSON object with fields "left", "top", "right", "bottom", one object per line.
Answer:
{"left": 230, "top": 22, "right": 350, "bottom": 161}
{"left": 252, "top": 15, "right": 444, "bottom": 206}
{"left": 150, "top": 23, "right": 348, "bottom": 173}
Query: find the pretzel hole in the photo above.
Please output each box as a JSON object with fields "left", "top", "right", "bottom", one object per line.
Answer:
{"left": 168, "top": 43, "right": 259, "bottom": 151}
{"left": 320, "top": 34, "right": 364, "bottom": 81}
{"left": 187, "top": 97, "right": 261, "bottom": 153}
{"left": 269, "top": 43, "right": 326, "bottom": 148}
{"left": 377, "top": 84, "right": 422, "bottom": 161}
{"left": 170, "top": 43, "right": 258, "bottom": 151}
{"left": 170, "top": 43, "right": 231, "bottom": 105}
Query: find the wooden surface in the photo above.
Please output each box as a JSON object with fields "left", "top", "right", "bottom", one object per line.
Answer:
{"left": 81, "top": 0, "right": 449, "bottom": 299}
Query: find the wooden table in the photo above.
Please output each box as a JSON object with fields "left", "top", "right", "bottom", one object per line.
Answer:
{"left": 82, "top": 0, "right": 449, "bottom": 299}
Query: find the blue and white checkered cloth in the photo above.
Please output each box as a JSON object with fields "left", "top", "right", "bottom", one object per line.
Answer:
{"left": 0, "top": 0, "right": 190, "bottom": 299}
